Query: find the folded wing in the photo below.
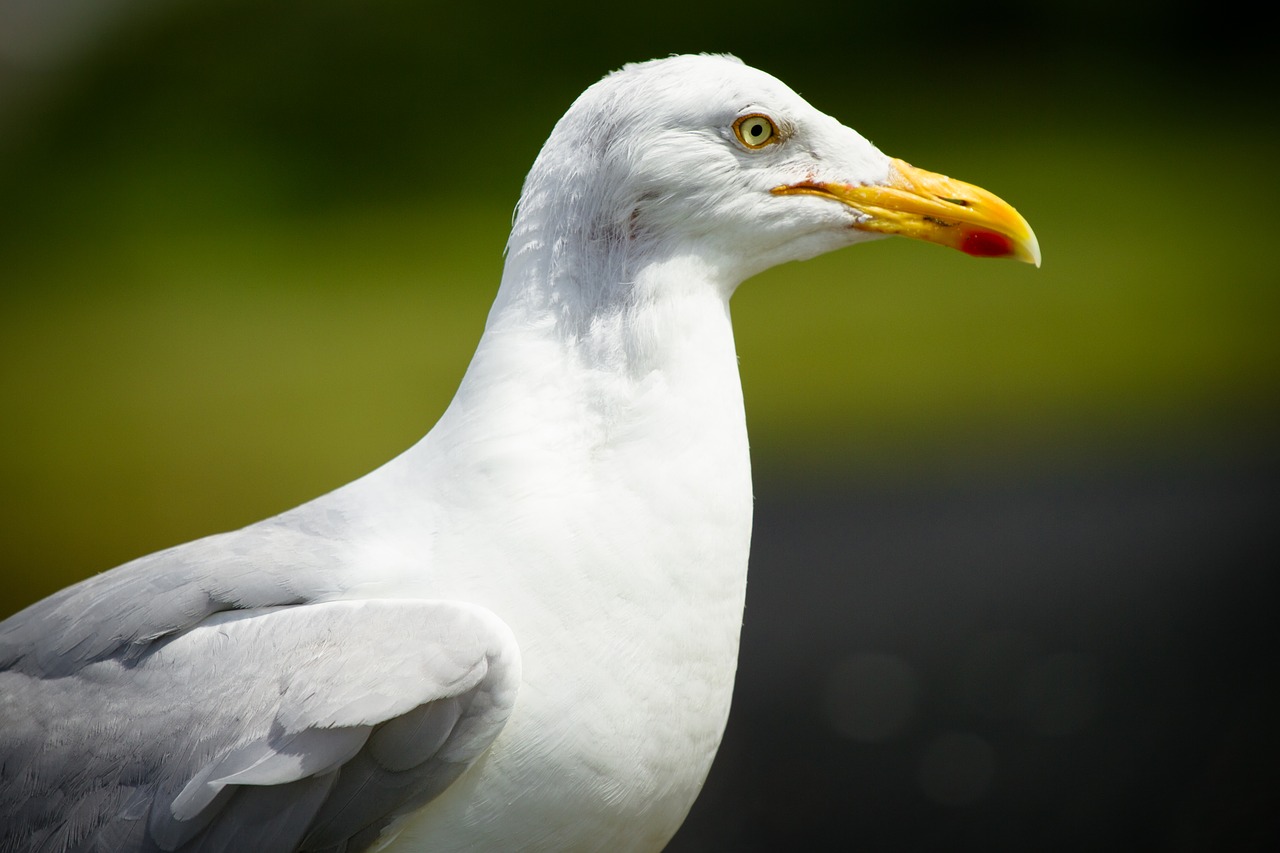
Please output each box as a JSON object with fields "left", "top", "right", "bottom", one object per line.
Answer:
{"left": 1, "top": 597, "right": 520, "bottom": 852}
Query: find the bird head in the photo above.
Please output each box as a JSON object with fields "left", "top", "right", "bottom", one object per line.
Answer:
{"left": 506, "top": 54, "right": 1039, "bottom": 309}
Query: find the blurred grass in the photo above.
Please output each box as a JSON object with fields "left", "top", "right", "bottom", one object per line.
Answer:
{"left": 2, "top": 0, "right": 1277, "bottom": 614}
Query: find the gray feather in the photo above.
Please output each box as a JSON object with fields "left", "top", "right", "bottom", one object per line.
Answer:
{"left": 1, "top": 565, "right": 520, "bottom": 853}
{"left": 0, "top": 521, "right": 338, "bottom": 678}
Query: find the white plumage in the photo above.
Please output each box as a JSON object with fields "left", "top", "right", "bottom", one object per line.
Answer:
{"left": 0, "top": 54, "right": 1037, "bottom": 852}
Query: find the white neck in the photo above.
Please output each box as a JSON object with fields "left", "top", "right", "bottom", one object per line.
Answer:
{"left": 432, "top": 246, "right": 748, "bottom": 491}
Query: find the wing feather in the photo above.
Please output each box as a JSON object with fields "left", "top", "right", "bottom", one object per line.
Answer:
{"left": 1, "top": 597, "right": 520, "bottom": 853}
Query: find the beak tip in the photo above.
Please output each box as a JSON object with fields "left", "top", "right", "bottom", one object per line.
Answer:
{"left": 1023, "top": 230, "right": 1042, "bottom": 268}
{"left": 1019, "top": 236, "right": 1042, "bottom": 268}
{"left": 960, "top": 227, "right": 1041, "bottom": 267}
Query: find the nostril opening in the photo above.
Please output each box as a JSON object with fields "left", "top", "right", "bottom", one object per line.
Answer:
{"left": 940, "top": 198, "right": 971, "bottom": 207}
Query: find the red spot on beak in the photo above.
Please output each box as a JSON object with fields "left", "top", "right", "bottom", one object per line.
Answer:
{"left": 961, "top": 230, "right": 1015, "bottom": 258}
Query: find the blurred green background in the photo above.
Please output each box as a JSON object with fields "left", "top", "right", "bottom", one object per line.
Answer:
{"left": 1, "top": 1, "right": 1276, "bottom": 848}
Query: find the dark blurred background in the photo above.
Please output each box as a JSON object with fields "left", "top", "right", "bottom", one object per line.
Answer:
{"left": 1, "top": 1, "right": 1276, "bottom": 850}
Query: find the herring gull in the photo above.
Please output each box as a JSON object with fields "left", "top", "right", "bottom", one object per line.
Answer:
{"left": 0, "top": 53, "right": 1039, "bottom": 852}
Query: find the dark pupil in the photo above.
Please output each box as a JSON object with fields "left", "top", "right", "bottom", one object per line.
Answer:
{"left": 750, "top": 123, "right": 764, "bottom": 137}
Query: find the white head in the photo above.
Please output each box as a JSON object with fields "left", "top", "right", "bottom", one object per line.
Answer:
{"left": 500, "top": 54, "right": 1038, "bottom": 325}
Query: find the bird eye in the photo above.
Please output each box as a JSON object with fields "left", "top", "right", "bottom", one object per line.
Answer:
{"left": 733, "top": 114, "right": 780, "bottom": 149}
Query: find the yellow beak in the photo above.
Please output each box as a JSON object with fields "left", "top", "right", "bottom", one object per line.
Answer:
{"left": 773, "top": 158, "right": 1041, "bottom": 266}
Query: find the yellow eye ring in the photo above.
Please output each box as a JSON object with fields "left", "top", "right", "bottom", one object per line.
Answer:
{"left": 733, "top": 113, "right": 780, "bottom": 149}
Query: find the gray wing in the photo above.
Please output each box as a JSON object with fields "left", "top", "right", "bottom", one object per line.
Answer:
{"left": 1, "top": 520, "right": 354, "bottom": 678}
{"left": 1, "top": 565, "right": 520, "bottom": 853}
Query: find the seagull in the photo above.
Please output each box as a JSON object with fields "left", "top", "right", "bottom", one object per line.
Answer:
{"left": 0, "top": 54, "right": 1038, "bottom": 852}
